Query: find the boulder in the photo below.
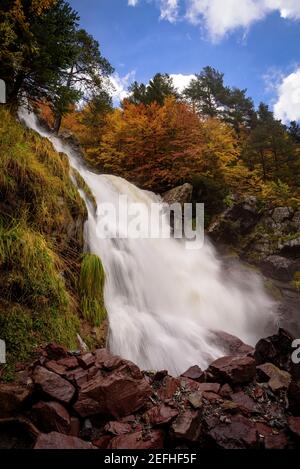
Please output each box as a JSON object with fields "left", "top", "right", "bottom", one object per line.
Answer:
{"left": 33, "top": 366, "right": 75, "bottom": 404}
{"left": 77, "top": 353, "right": 95, "bottom": 370}
{"left": 264, "top": 432, "right": 289, "bottom": 449}
{"left": 206, "top": 414, "right": 258, "bottom": 449}
{"left": 109, "top": 430, "right": 164, "bottom": 449}
{"left": 170, "top": 409, "right": 202, "bottom": 442}
{"left": 212, "top": 331, "right": 254, "bottom": 356}
{"left": 278, "top": 236, "right": 300, "bottom": 258}
{"left": 181, "top": 365, "right": 204, "bottom": 382}
{"left": 56, "top": 357, "right": 78, "bottom": 370}
{"left": 162, "top": 183, "right": 193, "bottom": 206}
{"left": 34, "top": 432, "right": 96, "bottom": 449}
{"left": 208, "top": 356, "right": 256, "bottom": 385}
{"left": 254, "top": 328, "right": 296, "bottom": 374}
{"left": 157, "top": 376, "right": 181, "bottom": 401}
{"left": 73, "top": 359, "right": 152, "bottom": 418}
{"left": 0, "top": 383, "right": 32, "bottom": 417}
{"left": 231, "top": 391, "right": 257, "bottom": 415}
{"left": 260, "top": 255, "right": 295, "bottom": 281}
{"left": 32, "top": 401, "right": 71, "bottom": 434}
{"left": 256, "top": 363, "right": 291, "bottom": 392}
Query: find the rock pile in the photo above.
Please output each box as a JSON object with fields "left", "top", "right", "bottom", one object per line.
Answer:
{"left": 0, "top": 329, "right": 300, "bottom": 449}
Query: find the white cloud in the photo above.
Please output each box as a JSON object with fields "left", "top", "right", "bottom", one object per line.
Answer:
{"left": 110, "top": 71, "right": 136, "bottom": 103}
{"left": 170, "top": 73, "right": 195, "bottom": 92}
{"left": 273, "top": 69, "right": 300, "bottom": 123}
{"left": 159, "top": 0, "right": 179, "bottom": 23}
{"left": 128, "top": 0, "right": 300, "bottom": 42}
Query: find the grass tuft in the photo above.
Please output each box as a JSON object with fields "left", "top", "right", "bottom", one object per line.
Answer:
{"left": 80, "top": 253, "right": 107, "bottom": 326}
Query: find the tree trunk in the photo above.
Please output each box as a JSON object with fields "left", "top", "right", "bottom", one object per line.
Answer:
{"left": 53, "top": 114, "right": 62, "bottom": 133}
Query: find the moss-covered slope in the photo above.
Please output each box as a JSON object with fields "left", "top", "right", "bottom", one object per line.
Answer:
{"left": 0, "top": 108, "right": 90, "bottom": 378}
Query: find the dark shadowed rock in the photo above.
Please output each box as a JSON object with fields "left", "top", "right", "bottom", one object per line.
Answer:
{"left": 260, "top": 255, "right": 296, "bottom": 281}
{"left": 288, "top": 380, "right": 300, "bottom": 416}
{"left": 0, "top": 418, "right": 39, "bottom": 449}
{"left": 288, "top": 416, "right": 300, "bottom": 440}
{"left": 264, "top": 432, "right": 289, "bottom": 449}
{"left": 109, "top": 430, "right": 164, "bottom": 449}
{"left": 170, "top": 409, "right": 201, "bottom": 442}
{"left": 34, "top": 432, "right": 96, "bottom": 449}
{"left": 208, "top": 355, "right": 256, "bottom": 385}
{"left": 254, "top": 329, "right": 297, "bottom": 377}
{"left": 33, "top": 366, "right": 75, "bottom": 404}
{"left": 45, "top": 343, "right": 68, "bottom": 361}
{"left": 92, "top": 435, "right": 112, "bottom": 448}
{"left": 206, "top": 414, "right": 258, "bottom": 449}
{"left": 143, "top": 404, "right": 178, "bottom": 426}
{"left": 0, "top": 383, "right": 32, "bottom": 417}
{"left": 69, "top": 417, "right": 80, "bottom": 437}
{"left": 32, "top": 401, "right": 71, "bottom": 434}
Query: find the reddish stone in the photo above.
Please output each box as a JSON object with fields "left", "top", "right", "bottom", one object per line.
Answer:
{"left": 32, "top": 401, "right": 71, "bottom": 434}
{"left": 34, "top": 432, "right": 96, "bottom": 449}
{"left": 181, "top": 366, "right": 204, "bottom": 382}
{"left": 92, "top": 435, "right": 112, "bottom": 449}
{"left": 74, "top": 366, "right": 152, "bottom": 418}
{"left": 231, "top": 391, "right": 257, "bottom": 415}
{"left": 0, "top": 383, "right": 32, "bottom": 417}
{"left": 104, "top": 421, "right": 132, "bottom": 435}
{"left": 202, "top": 391, "right": 222, "bottom": 403}
{"left": 196, "top": 383, "right": 220, "bottom": 394}
{"left": 288, "top": 416, "right": 300, "bottom": 439}
{"left": 45, "top": 361, "right": 66, "bottom": 375}
{"left": 108, "top": 430, "right": 164, "bottom": 449}
{"left": 219, "top": 384, "right": 233, "bottom": 399}
{"left": 69, "top": 417, "right": 80, "bottom": 437}
{"left": 212, "top": 331, "right": 254, "bottom": 356}
{"left": 77, "top": 353, "right": 95, "bottom": 370}
{"left": 143, "top": 404, "right": 178, "bottom": 425}
{"left": 57, "top": 357, "right": 78, "bottom": 370}
{"left": 45, "top": 343, "right": 68, "bottom": 360}
{"left": 157, "top": 376, "right": 181, "bottom": 401}
{"left": 33, "top": 366, "right": 75, "bottom": 404}
{"left": 152, "top": 370, "right": 168, "bottom": 382}
{"left": 94, "top": 348, "right": 114, "bottom": 367}
{"left": 257, "top": 363, "right": 291, "bottom": 392}
{"left": 208, "top": 355, "right": 256, "bottom": 385}
{"left": 64, "top": 367, "right": 89, "bottom": 387}
{"left": 207, "top": 414, "right": 258, "bottom": 449}
{"left": 170, "top": 409, "right": 201, "bottom": 442}
{"left": 264, "top": 432, "right": 289, "bottom": 449}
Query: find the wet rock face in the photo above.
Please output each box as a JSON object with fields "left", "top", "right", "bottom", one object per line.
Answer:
{"left": 1, "top": 329, "right": 300, "bottom": 449}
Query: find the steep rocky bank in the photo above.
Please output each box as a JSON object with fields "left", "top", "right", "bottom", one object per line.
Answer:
{"left": 0, "top": 329, "right": 300, "bottom": 449}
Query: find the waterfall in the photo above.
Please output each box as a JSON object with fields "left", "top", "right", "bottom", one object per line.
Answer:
{"left": 19, "top": 109, "right": 278, "bottom": 375}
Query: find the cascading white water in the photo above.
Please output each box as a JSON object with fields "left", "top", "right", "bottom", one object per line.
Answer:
{"left": 20, "top": 109, "right": 278, "bottom": 375}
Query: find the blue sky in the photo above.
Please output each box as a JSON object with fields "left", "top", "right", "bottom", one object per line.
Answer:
{"left": 69, "top": 0, "right": 300, "bottom": 122}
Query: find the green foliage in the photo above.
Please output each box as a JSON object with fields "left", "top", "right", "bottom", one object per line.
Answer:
{"left": 80, "top": 254, "right": 107, "bottom": 327}
{"left": 127, "top": 73, "right": 178, "bottom": 106}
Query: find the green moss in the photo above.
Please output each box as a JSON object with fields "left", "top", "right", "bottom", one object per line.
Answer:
{"left": 80, "top": 254, "right": 107, "bottom": 326}
{"left": 292, "top": 272, "right": 300, "bottom": 291}
{"left": 71, "top": 168, "right": 97, "bottom": 211}
{"left": 0, "top": 108, "right": 89, "bottom": 377}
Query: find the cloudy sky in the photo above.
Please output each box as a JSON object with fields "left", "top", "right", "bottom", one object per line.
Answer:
{"left": 69, "top": 0, "right": 300, "bottom": 122}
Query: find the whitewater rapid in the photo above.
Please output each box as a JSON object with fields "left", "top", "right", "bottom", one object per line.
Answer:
{"left": 20, "top": 109, "right": 278, "bottom": 375}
